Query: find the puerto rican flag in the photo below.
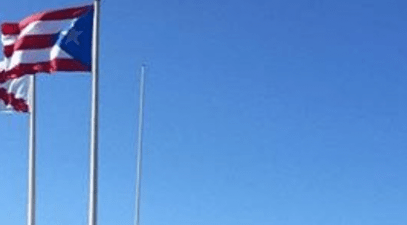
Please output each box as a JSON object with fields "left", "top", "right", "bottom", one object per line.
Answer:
{"left": 0, "top": 4, "right": 94, "bottom": 112}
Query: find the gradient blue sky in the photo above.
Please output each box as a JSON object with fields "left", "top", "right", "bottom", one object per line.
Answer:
{"left": 1, "top": 0, "right": 407, "bottom": 224}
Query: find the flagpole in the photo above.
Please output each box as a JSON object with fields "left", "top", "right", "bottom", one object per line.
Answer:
{"left": 134, "top": 65, "right": 146, "bottom": 225}
{"left": 88, "top": 1, "right": 100, "bottom": 225}
{"left": 27, "top": 74, "right": 36, "bottom": 225}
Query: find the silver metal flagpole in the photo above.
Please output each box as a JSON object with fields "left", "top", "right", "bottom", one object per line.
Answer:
{"left": 134, "top": 65, "right": 146, "bottom": 225}
{"left": 88, "top": 1, "right": 100, "bottom": 225}
{"left": 27, "top": 75, "right": 36, "bottom": 225}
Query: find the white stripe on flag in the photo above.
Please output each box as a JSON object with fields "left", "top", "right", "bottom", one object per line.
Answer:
{"left": 8, "top": 46, "right": 73, "bottom": 69}
{"left": 1, "top": 34, "right": 18, "bottom": 46}
{"left": 19, "top": 19, "right": 75, "bottom": 37}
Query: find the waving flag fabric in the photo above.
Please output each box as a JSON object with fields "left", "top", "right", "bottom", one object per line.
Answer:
{"left": 0, "top": 4, "right": 93, "bottom": 85}
{"left": 0, "top": 60, "right": 31, "bottom": 112}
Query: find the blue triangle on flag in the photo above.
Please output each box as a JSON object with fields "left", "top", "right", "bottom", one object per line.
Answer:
{"left": 58, "top": 6, "right": 93, "bottom": 68}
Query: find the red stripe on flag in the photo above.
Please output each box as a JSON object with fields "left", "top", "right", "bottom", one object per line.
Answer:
{"left": 0, "top": 87, "right": 29, "bottom": 112}
{"left": 4, "top": 34, "right": 58, "bottom": 57}
{"left": 1, "top": 23, "right": 20, "bottom": 35}
{"left": 4, "top": 45, "right": 13, "bottom": 58}
{"left": 19, "top": 5, "right": 93, "bottom": 31}
{"left": 15, "top": 34, "right": 58, "bottom": 50}
{"left": 0, "top": 59, "right": 90, "bottom": 83}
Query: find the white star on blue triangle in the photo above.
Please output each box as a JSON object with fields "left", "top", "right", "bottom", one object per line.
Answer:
{"left": 56, "top": 6, "right": 93, "bottom": 68}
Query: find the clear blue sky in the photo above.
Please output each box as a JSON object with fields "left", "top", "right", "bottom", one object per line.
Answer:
{"left": 1, "top": 0, "right": 407, "bottom": 224}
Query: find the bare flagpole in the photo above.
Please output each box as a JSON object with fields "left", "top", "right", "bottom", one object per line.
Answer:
{"left": 88, "top": 1, "right": 100, "bottom": 225}
{"left": 27, "top": 75, "right": 36, "bottom": 225}
{"left": 134, "top": 65, "right": 146, "bottom": 225}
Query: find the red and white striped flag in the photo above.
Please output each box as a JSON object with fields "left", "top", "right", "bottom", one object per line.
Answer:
{"left": 0, "top": 60, "right": 31, "bottom": 112}
{"left": 0, "top": 4, "right": 93, "bottom": 84}
{"left": 0, "top": 4, "right": 94, "bottom": 113}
